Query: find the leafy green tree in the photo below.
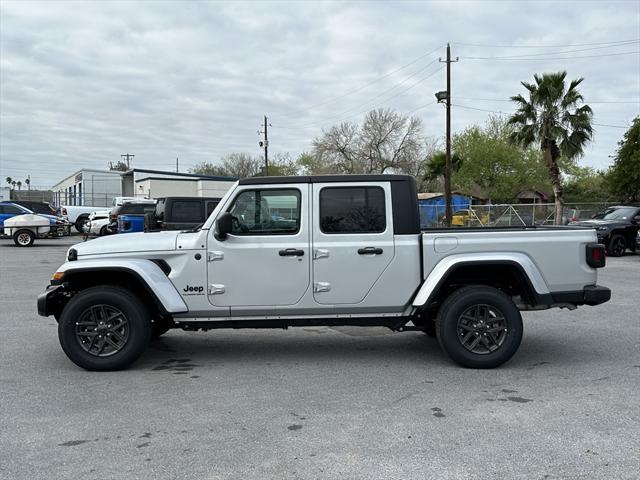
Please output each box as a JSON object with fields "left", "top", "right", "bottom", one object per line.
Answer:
{"left": 5, "top": 177, "right": 12, "bottom": 189}
{"left": 424, "top": 151, "right": 463, "bottom": 182}
{"left": 452, "top": 116, "right": 549, "bottom": 202}
{"left": 605, "top": 116, "right": 640, "bottom": 202}
{"left": 192, "top": 153, "right": 262, "bottom": 178}
{"left": 192, "top": 152, "right": 299, "bottom": 178}
{"left": 508, "top": 71, "right": 593, "bottom": 223}
{"left": 563, "top": 166, "right": 609, "bottom": 203}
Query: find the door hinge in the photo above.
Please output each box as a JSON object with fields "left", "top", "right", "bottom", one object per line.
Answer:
{"left": 313, "top": 282, "right": 331, "bottom": 293}
{"left": 313, "top": 249, "right": 330, "bottom": 260}
{"left": 208, "top": 251, "right": 224, "bottom": 262}
{"left": 208, "top": 284, "right": 225, "bottom": 295}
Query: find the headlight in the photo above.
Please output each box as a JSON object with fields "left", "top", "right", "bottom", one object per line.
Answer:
{"left": 596, "top": 226, "right": 608, "bottom": 231}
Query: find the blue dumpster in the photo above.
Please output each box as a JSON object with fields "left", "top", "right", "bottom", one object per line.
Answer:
{"left": 117, "top": 214, "right": 145, "bottom": 233}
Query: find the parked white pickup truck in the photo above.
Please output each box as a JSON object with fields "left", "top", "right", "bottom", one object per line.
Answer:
{"left": 38, "top": 175, "right": 610, "bottom": 371}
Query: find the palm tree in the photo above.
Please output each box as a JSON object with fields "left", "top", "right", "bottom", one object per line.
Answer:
{"left": 5, "top": 176, "right": 12, "bottom": 189}
{"left": 16, "top": 181, "right": 22, "bottom": 190}
{"left": 508, "top": 71, "right": 593, "bottom": 224}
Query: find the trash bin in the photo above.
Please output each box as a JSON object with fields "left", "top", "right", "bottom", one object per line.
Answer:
{"left": 117, "top": 214, "right": 145, "bottom": 233}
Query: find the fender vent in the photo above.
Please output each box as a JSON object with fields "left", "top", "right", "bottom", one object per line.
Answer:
{"left": 150, "top": 259, "right": 171, "bottom": 275}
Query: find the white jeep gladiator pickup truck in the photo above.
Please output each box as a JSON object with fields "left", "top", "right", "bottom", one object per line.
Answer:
{"left": 38, "top": 175, "right": 610, "bottom": 370}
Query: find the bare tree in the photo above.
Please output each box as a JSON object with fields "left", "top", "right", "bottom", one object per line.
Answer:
{"left": 310, "top": 109, "right": 431, "bottom": 177}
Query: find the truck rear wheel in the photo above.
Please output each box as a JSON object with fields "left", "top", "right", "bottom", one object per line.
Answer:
{"left": 436, "top": 286, "right": 523, "bottom": 369}
{"left": 58, "top": 286, "right": 152, "bottom": 371}
{"left": 13, "top": 229, "right": 35, "bottom": 247}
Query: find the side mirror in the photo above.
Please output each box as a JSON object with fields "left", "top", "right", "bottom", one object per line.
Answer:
{"left": 633, "top": 215, "right": 640, "bottom": 224}
{"left": 214, "top": 212, "right": 233, "bottom": 241}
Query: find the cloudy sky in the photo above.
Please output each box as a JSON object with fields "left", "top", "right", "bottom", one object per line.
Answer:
{"left": 1, "top": 0, "right": 639, "bottom": 188}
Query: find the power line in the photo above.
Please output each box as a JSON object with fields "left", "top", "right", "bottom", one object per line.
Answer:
{"left": 278, "top": 44, "right": 445, "bottom": 118}
{"left": 461, "top": 41, "right": 638, "bottom": 59}
{"left": 461, "top": 51, "right": 639, "bottom": 61}
{"left": 275, "top": 65, "right": 445, "bottom": 130}
{"left": 452, "top": 104, "right": 631, "bottom": 128}
{"left": 453, "top": 38, "right": 640, "bottom": 48}
{"left": 455, "top": 96, "right": 640, "bottom": 104}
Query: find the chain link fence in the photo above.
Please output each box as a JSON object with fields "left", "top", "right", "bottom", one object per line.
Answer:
{"left": 420, "top": 202, "right": 619, "bottom": 228}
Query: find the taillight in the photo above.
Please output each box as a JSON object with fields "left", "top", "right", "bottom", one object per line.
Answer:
{"left": 586, "top": 243, "right": 606, "bottom": 268}
{"left": 62, "top": 207, "right": 67, "bottom": 215}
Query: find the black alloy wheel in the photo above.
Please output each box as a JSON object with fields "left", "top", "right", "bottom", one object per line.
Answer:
{"left": 456, "top": 304, "right": 508, "bottom": 354}
{"left": 75, "top": 305, "right": 130, "bottom": 357}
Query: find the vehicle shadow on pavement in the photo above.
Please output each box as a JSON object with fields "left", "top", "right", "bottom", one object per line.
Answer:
{"left": 139, "top": 330, "right": 451, "bottom": 367}
{"left": 134, "top": 328, "right": 598, "bottom": 371}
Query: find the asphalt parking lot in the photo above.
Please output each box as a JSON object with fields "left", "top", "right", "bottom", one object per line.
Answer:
{"left": 0, "top": 237, "right": 638, "bottom": 480}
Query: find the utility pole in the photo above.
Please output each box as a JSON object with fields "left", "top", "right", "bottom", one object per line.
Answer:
{"left": 263, "top": 116, "right": 269, "bottom": 176}
{"left": 439, "top": 43, "right": 458, "bottom": 227}
{"left": 176, "top": 157, "right": 179, "bottom": 173}
{"left": 121, "top": 153, "right": 135, "bottom": 169}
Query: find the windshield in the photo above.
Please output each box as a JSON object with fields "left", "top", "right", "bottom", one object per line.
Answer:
{"left": 592, "top": 207, "right": 636, "bottom": 220}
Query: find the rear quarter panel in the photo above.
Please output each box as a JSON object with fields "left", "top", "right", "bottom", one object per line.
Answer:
{"left": 421, "top": 228, "right": 599, "bottom": 293}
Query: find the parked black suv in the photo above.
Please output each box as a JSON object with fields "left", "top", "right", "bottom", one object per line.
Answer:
{"left": 148, "top": 197, "right": 221, "bottom": 231}
{"left": 571, "top": 205, "right": 640, "bottom": 256}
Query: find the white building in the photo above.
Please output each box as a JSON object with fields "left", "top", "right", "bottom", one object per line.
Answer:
{"left": 51, "top": 168, "right": 237, "bottom": 207}
{"left": 51, "top": 169, "right": 122, "bottom": 207}
{"left": 121, "top": 169, "right": 236, "bottom": 200}
{"left": 0, "top": 186, "right": 11, "bottom": 202}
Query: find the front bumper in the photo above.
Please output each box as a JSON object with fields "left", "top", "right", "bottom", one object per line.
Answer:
{"left": 551, "top": 285, "right": 611, "bottom": 306}
{"left": 37, "top": 284, "right": 65, "bottom": 317}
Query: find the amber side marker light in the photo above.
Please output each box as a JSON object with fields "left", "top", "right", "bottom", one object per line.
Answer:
{"left": 52, "top": 272, "right": 65, "bottom": 282}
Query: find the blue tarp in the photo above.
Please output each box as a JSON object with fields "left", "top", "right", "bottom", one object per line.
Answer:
{"left": 419, "top": 194, "right": 470, "bottom": 227}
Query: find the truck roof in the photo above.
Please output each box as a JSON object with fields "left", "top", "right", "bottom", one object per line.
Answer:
{"left": 238, "top": 174, "right": 416, "bottom": 185}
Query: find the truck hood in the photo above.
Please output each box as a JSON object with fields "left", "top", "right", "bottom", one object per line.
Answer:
{"left": 73, "top": 231, "right": 180, "bottom": 257}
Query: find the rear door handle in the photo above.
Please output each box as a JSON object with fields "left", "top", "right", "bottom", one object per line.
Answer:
{"left": 279, "top": 248, "right": 304, "bottom": 257}
{"left": 357, "top": 247, "right": 383, "bottom": 255}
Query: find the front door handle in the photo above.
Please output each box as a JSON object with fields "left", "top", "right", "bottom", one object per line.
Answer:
{"left": 357, "top": 247, "right": 383, "bottom": 255}
{"left": 279, "top": 248, "right": 304, "bottom": 257}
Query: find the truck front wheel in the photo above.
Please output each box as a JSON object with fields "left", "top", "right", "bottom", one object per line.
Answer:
{"left": 436, "top": 286, "right": 523, "bottom": 369}
{"left": 58, "top": 286, "right": 152, "bottom": 371}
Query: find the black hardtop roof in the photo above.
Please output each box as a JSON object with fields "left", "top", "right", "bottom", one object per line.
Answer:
{"left": 238, "top": 174, "right": 416, "bottom": 185}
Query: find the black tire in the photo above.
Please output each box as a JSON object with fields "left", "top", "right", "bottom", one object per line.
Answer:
{"left": 99, "top": 225, "right": 109, "bottom": 236}
{"left": 13, "top": 229, "right": 35, "bottom": 247}
{"left": 436, "top": 286, "right": 523, "bottom": 369}
{"left": 74, "top": 215, "right": 89, "bottom": 233}
{"left": 58, "top": 286, "right": 152, "bottom": 371}
{"left": 607, "top": 234, "right": 626, "bottom": 257}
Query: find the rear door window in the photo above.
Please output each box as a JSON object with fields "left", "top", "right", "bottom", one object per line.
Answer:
{"left": 171, "top": 200, "right": 203, "bottom": 223}
{"left": 319, "top": 187, "right": 386, "bottom": 234}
